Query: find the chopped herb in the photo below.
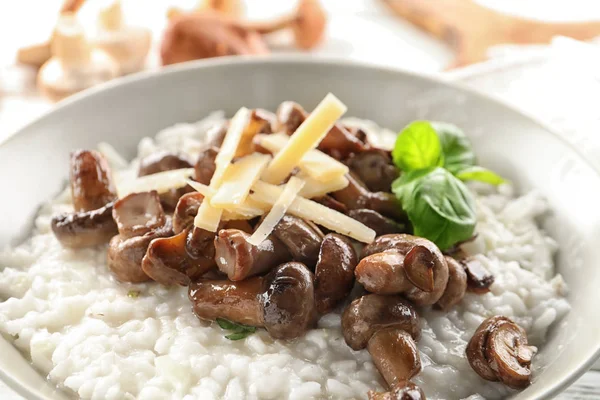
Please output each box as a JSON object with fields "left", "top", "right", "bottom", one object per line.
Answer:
{"left": 127, "top": 290, "right": 140, "bottom": 298}
{"left": 216, "top": 318, "right": 256, "bottom": 340}
{"left": 14, "top": 334, "right": 19, "bottom": 340}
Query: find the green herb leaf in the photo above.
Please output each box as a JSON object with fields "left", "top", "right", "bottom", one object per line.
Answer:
{"left": 432, "top": 122, "right": 476, "bottom": 174}
{"left": 392, "top": 121, "right": 444, "bottom": 171}
{"left": 392, "top": 167, "right": 476, "bottom": 250}
{"left": 225, "top": 331, "right": 255, "bottom": 341}
{"left": 127, "top": 290, "right": 140, "bottom": 298}
{"left": 455, "top": 166, "right": 506, "bottom": 186}
{"left": 216, "top": 318, "right": 256, "bottom": 339}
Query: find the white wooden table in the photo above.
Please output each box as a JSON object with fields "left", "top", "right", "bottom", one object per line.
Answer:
{"left": 1, "top": 0, "right": 599, "bottom": 398}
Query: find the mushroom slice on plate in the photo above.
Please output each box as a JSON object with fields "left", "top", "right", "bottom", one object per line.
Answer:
{"left": 51, "top": 202, "right": 117, "bottom": 248}
{"left": 463, "top": 257, "right": 495, "bottom": 294}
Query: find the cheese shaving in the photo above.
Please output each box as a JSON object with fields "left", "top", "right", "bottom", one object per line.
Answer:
{"left": 258, "top": 133, "right": 349, "bottom": 182}
{"left": 262, "top": 93, "right": 347, "bottom": 184}
{"left": 247, "top": 177, "right": 306, "bottom": 246}
{"left": 250, "top": 180, "right": 375, "bottom": 243}
{"left": 299, "top": 174, "right": 349, "bottom": 198}
{"left": 210, "top": 153, "right": 271, "bottom": 208}
{"left": 118, "top": 168, "right": 194, "bottom": 197}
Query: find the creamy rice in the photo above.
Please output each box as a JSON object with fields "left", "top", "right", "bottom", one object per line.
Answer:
{"left": 0, "top": 115, "right": 570, "bottom": 400}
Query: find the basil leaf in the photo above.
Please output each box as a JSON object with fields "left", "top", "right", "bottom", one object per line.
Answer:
{"left": 216, "top": 318, "right": 240, "bottom": 331}
{"left": 392, "top": 121, "right": 443, "bottom": 171}
{"left": 432, "top": 122, "right": 476, "bottom": 174}
{"left": 392, "top": 167, "right": 476, "bottom": 250}
{"left": 456, "top": 166, "right": 506, "bottom": 186}
{"left": 225, "top": 331, "right": 255, "bottom": 341}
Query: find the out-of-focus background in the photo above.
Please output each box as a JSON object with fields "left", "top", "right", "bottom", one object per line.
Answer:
{"left": 1, "top": 0, "right": 600, "bottom": 398}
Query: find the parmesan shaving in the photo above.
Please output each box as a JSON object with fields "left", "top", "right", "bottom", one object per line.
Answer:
{"left": 299, "top": 174, "right": 349, "bottom": 198}
{"left": 118, "top": 168, "right": 194, "bottom": 197}
{"left": 250, "top": 181, "right": 375, "bottom": 243}
{"left": 247, "top": 177, "right": 306, "bottom": 246}
{"left": 195, "top": 107, "right": 251, "bottom": 232}
{"left": 262, "top": 93, "right": 347, "bottom": 184}
{"left": 210, "top": 153, "right": 271, "bottom": 208}
{"left": 258, "top": 133, "right": 349, "bottom": 182}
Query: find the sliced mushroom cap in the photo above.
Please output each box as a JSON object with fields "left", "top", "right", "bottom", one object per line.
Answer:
{"left": 107, "top": 221, "right": 173, "bottom": 283}
{"left": 314, "top": 234, "right": 358, "bottom": 314}
{"left": 348, "top": 209, "right": 408, "bottom": 237}
{"left": 261, "top": 262, "right": 318, "bottom": 340}
{"left": 368, "top": 381, "right": 426, "bottom": 400}
{"left": 355, "top": 251, "right": 412, "bottom": 295}
{"left": 331, "top": 173, "right": 405, "bottom": 220}
{"left": 112, "top": 191, "right": 166, "bottom": 239}
{"left": 51, "top": 202, "right": 118, "bottom": 248}
{"left": 368, "top": 328, "right": 422, "bottom": 388}
{"left": 463, "top": 257, "right": 495, "bottom": 294}
{"left": 341, "top": 294, "right": 420, "bottom": 350}
{"left": 435, "top": 256, "right": 467, "bottom": 311}
{"left": 142, "top": 227, "right": 217, "bottom": 286}
{"left": 345, "top": 149, "right": 398, "bottom": 193}
{"left": 138, "top": 151, "right": 193, "bottom": 176}
{"left": 69, "top": 149, "right": 117, "bottom": 212}
{"left": 467, "top": 315, "right": 537, "bottom": 389}
{"left": 272, "top": 214, "right": 323, "bottom": 269}
{"left": 194, "top": 146, "right": 219, "bottom": 185}
{"left": 276, "top": 101, "right": 306, "bottom": 135}
{"left": 486, "top": 319, "right": 537, "bottom": 389}
{"left": 214, "top": 229, "right": 291, "bottom": 281}
{"left": 188, "top": 276, "right": 265, "bottom": 327}
{"left": 172, "top": 191, "right": 203, "bottom": 234}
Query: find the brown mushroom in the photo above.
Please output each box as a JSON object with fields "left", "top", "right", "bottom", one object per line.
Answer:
{"left": 368, "top": 381, "right": 426, "bottom": 400}
{"left": 348, "top": 209, "right": 408, "bottom": 237}
{"left": 345, "top": 149, "right": 399, "bottom": 193}
{"left": 275, "top": 101, "right": 307, "bottom": 135}
{"left": 70, "top": 149, "right": 117, "bottom": 212}
{"left": 107, "top": 191, "right": 172, "bottom": 282}
{"left": 142, "top": 226, "right": 217, "bottom": 286}
{"left": 312, "top": 195, "right": 348, "bottom": 214}
{"left": 272, "top": 214, "right": 324, "bottom": 269}
{"left": 236, "top": 109, "right": 275, "bottom": 157}
{"left": 314, "top": 234, "right": 358, "bottom": 314}
{"left": 172, "top": 192, "right": 203, "bottom": 234}
{"left": 51, "top": 202, "right": 117, "bottom": 248}
{"left": 214, "top": 229, "right": 291, "bottom": 281}
{"left": 368, "top": 328, "right": 422, "bottom": 388}
{"left": 189, "top": 262, "right": 317, "bottom": 339}
{"left": 466, "top": 316, "right": 537, "bottom": 389}
{"left": 463, "top": 258, "right": 495, "bottom": 294}
{"left": 194, "top": 146, "right": 219, "bottom": 185}
{"left": 341, "top": 294, "right": 420, "bottom": 351}
{"left": 435, "top": 256, "right": 467, "bottom": 311}
{"left": 138, "top": 151, "right": 194, "bottom": 210}
{"left": 331, "top": 173, "right": 405, "bottom": 220}
{"left": 356, "top": 234, "right": 449, "bottom": 306}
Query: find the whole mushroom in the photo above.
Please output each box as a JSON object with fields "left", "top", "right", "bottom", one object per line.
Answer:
{"left": 138, "top": 151, "right": 194, "bottom": 210}
{"left": 435, "top": 256, "right": 467, "bottom": 311}
{"left": 272, "top": 214, "right": 324, "bottom": 269}
{"left": 466, "top": 316, "right": 537, "bottom": 389}
{"left": 189, "top": 262, "right": 318, "bottom": 339}
{"left": 345, "top": 149, "right": 399, "bottom": 193}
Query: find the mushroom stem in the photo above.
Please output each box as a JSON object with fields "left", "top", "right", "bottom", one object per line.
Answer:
{"left": 435, "top": 256, "right": 467, "bottom": 311}
{"left": 367, "top": 327, "right": 422, "bottom": 388}
{"left": 214, "top": 229, "right": 291, "bottom": 281}
{"left": 355, "top": 252, "right": 412, "bottom": 295}
{"left": 272, "top": 214, "right": 324, "bottom": 269}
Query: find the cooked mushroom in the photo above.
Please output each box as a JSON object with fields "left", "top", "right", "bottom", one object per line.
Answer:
{"left": 107, "top": 191, "right": 172, "bottom": 282}
{"left": 172, "top": 192, "right": 203, "bottom": 234}
{"left": 368, "top": 327, "right": 422, "bottom": 388}
{"left": 466, "top": 316, "right": 537, "bottom": 389}
{"left": 341, "top": 294, "right": 420, "bottom": 350}
{"left": 51, "top": 202, "right": 117, "bottom": 248}
{"left": 142, "top": 226, "right": 217, "bottom": 286}
{"left": 274, "top": 100, "right": 366, "bottom": 157}
{"left": 356, "top": 234, "right": 449, "bottom": 306}
{"left": 194, "top": 146, "right": 219, "bottom": 185}
{"left": 313, "top": 195, "right": 348, "bottom": 214}
{"left": 189, "top": 262, "right": 317, "bottom": 339}
{"left": 435, "top": 256, "right": 467, "bottom": 311}
{"left": 138, "top": 151, "right": 194, "bottom": 210}
{"left": 368, "top": 381, "right": 426, "bottom": 400}
{"left": 236, "top": 109, "right": 275, "bottom": 157}
{"left": 314, "top": 234, "right": 358, "bottom": 314}
{"left": 345, "top": 149, "right": 398, "bottom": 193}
{"left": 272, "top": 214, "right": 324, "bottom": 269}
{"left": 463, "top": 258, "right": 495, "bottom": 294}
{"left": 214, "top": 229, "right": 291, "bottom": 281}
{"left": 70, "top": 149, "right": 117, "bottom": 212}
{"left": 331, "top": 173, "right": 406, "bottom": 220}
{"left": 348, "top": 209, "right": 408, "bottom": 237}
